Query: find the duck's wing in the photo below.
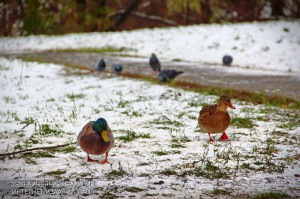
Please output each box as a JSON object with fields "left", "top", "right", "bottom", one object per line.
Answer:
{"left": 77, "top": 121, "right": 93, "bottom": 142}
{"left": 199, "top": 104, "right": 217, "bottom": 117}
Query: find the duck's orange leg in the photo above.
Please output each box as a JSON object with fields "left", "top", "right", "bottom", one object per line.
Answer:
{"left": 100, "top": 152, "right": 111, "bottom": 164}
{"left": 219, "top": 131, "right": 229, "bottom": 141}
{"left": 208, "top": 133, "right": 214, "bottom": 142}
{"left": 87, "top": 154, "right": 98, "bottom": 162}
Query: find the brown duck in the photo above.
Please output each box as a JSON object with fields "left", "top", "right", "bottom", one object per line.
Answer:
{"left": 77, "top": 118, "right": 114, "bottom": 164}
{"left": 198, "top": 95, "right": 236, "bottom": 142}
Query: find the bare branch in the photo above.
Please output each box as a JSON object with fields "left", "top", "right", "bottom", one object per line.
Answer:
{"left": 115, "top": 10, "right": 177, "bottom": 26}
{"left": 0, "top": 142, "right": 76, "bottom": 157}
{"left": 115, "top": 0, "right": 142, "bottom": 29}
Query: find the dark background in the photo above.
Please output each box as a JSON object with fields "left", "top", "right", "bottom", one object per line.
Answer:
{"left": 1, "top": 0, "right": 300, "bottom": 36}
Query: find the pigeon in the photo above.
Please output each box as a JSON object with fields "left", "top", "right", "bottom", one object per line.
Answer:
{"left": 95, "top": 58, "right": 106, "bottom": 71}
{"left": 111, "top": 63, "right": 123, "bottom": 74}
{"left": 222, "top": 55, "right": 233, "bottom": 66}
{"left": 149, "top": 53, "right": 161, "bottom": 72}
{"left": 158, "top": 69, "right": 183, "bottom": 82}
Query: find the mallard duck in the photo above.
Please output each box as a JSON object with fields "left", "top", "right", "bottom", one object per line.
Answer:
{"left": 198, "top": 95, "right": 236, "bottom": 142}
{"left": 149, "top": 53, "right": 161, "bottom": 73}
{"left": 77, "top": 118, "right": 114, "bottom": 164}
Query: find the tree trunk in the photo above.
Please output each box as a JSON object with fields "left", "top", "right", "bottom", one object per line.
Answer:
{"left": 114, "top": 0, "right": 142, "bottom": 30}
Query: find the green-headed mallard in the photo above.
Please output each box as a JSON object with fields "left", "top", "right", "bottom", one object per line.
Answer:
{"left": 77, "top": 118, "right": 114, "bottom": 164}
{"left": 198, "top": 95, "right": 236, "bottom": 142}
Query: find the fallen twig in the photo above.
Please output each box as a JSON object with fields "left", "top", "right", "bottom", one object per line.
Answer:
{"left": 0, "top": 142, "right": 76, "bottom": 157}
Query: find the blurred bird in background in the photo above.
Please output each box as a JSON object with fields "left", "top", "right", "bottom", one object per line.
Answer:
{"left": 158, "top": 69, "right": 183, "bottom": 82}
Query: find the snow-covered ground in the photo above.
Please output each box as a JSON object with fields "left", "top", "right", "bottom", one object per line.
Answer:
{"left": 0, "top": 20, "right": 299, "bottom": 73}
{"left": 0, "top": 57, "right": 299, "bottom": 198}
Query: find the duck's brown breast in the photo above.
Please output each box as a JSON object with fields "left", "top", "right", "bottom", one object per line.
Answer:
{"left": 198, "top": 111, "right": 231, "bottom": 133}
{"left": 79, "top": 133, "right": 110, "bottom": 155}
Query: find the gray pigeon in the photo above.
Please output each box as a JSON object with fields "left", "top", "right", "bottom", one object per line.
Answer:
{"left": 158, "top": 69, "right": 183, "bottom": 82}
{"left": 111, "top": 63, "right": 123, "bottom": 74}
{"left": 95, "top": 58, "right": 106, "bottom": 71}
{"left": 222, "top": 55, "right": 233, "bottom": 66}
{"left": 149, "top": 53, "right": 161, "bottom": 72}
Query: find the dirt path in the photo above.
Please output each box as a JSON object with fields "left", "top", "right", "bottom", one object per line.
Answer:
{"left": 8, "top": 51, "right": 300, "bottom": 100}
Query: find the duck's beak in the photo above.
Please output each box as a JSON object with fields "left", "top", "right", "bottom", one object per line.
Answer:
{"left": 228, "top": 103, "right": 236, "bottom": 109}
{"left": 101, "top": 130, "right": 110, "bottom": 142}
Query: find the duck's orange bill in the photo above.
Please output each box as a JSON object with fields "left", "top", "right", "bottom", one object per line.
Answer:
{"left": 229, "top": 103, "right": 236, "bottom": 109}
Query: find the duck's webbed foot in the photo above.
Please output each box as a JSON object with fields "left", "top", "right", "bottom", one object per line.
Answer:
{"left": 219, "top": 132, "right": 229, "bottom": 141}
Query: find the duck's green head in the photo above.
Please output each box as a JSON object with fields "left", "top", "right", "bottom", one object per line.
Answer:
{"left": 92, "top": 118, "right": 109, "bottom": 142}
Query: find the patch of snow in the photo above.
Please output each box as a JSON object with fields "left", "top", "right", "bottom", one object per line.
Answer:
{"left": 0, "top": 57, "right": 299, "bottom": 198}
{"left": 0, "top": 20, "right": 299, "bottom": 73}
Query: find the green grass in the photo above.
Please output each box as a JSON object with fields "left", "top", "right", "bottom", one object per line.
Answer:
{"left": 106, "top": 162, "right": 127, "bottom": 179}
{"left": 125, "top": 187, "right": 144, "bottom": 193}
{"left": 277, "top": 113, "right": 300, "bottom": 130}
{"left": 200, "top": 160, "right": 228, "bottom": 178}
{"left": 169, "top": 130, "right": 191, "bottom": 148}
{"left": 28, "top": 152, "right": 55, "bottom": 158}
{"left": 45, "top": 170, "right": 66, "bottom": 175}
{"left": 159, "top": 168, "right": 177, "bottom": 176}
{"left": 180, "top": 160, "right": 229, "bottom": 179}
{"left": 240, "top": 163, "right": 251, "bottom": 169}
{"left": 117, "top": 130, "right": 150, "bottom": 142}
{"left": 117, "top": 99, "right": 130, "bottom": 108}
{"left": 0, "top": 64, "right": 9, "bottom": 71}
{"left": 250, "top": 138, "right": 286, "bottom": 173}
{"left": 121, "top": 110, "right": 142, "bottom": 117}
{"left": 104, "top": 106, "right": 113, "bottom": 111}
{"left": 258, "top": 138, "right": 278, "bottom": 155}
{"left": 137, "top": 162, "right": 150, "bottom": 166}
{"left": 46, "top": 98, "right": 55, "bottom": 102}
{"left": 170, "top": 131, "right": 191, "bottom": 143}
{"left": 38, "top": 124, "right": 64, "bottom": 136}
{"left": 10, "top": 112, "right": 20, "bottom": 122}
{"left": 289, "top": 100, "right": 300, "bottom": 109}
{"left": 171, "top": 58, "right": 183, "bottom": 62}
{"left": 188, "top": 99, "right": 205, "bottom": 107}
{"left": 20, "top": 117, "right": 36, "bottom": 128}
{"left": 231, "top": 117, "right": 255, "bottom": 128}
{"left": 170, "top": 142, "right": 185, "bottom": 148}
{"left": 61, "top": 146, "right": 77, "bottom": 153}
{"left": 79, "top": 172, "right": 91, "bottom": 177}
{"left": 167, "top": 81, "right": 300, "bottom": 110}
{"left": 66, "top": 93, "right": 85, "bottom": 100}
{"left": 18, "top": 94, "right": 29, "bottom": 100}
{"left": 283, "top": 27, "right": 289, "bottom": 32}
{"left": 252, "top": 192, "right": 290, "bottom": 199}
{"left": 272, "top": 130, "right": 288, "bottom": 136}
{"left": 14, "top": 144, "right": 23, "bottom": 150}
{"left": 3, "top": 96, "right": 16, "bottom": 104}
{"left": 106, "top": 169, "right": 126, "bottom": 179}
{"left": 20, "top": 57, "right": 45, "bottom": 64}
{"left": 152, "top": 149, "right": 168, "bottom": 156}
{"left": 211, "top": 189, "right": 231, "bottom": 195}
{"left": 91, "top": 107, "right": 100, "bottom": 114}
